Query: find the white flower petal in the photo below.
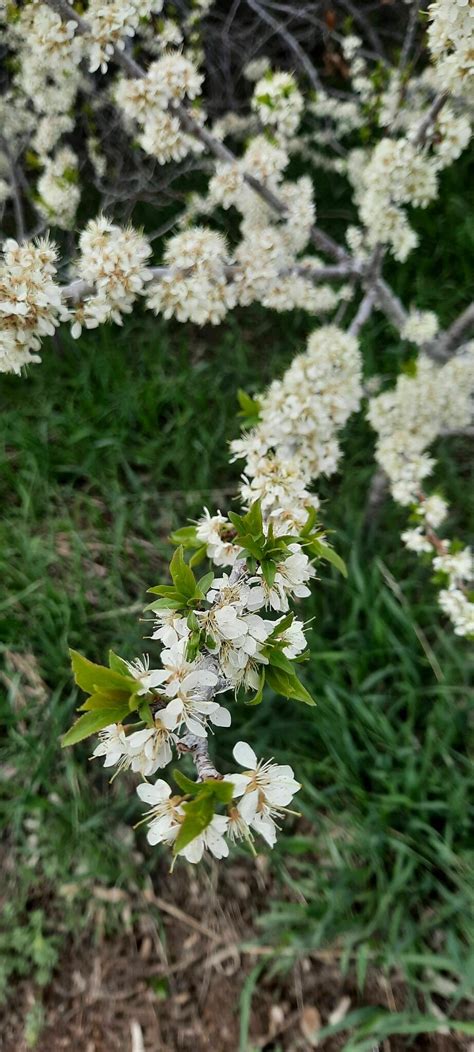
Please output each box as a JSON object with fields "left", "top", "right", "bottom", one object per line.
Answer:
{"left": 233, "top": 740, "right": 258, "bottom": 769}
{"left": 136, "top": 779, "right": 171, "bottom": 805}
{"left": 251, "top": 812, "right": 277, "bottom": 847}
{"left": 238, "top": 788, "right": 259, "bottom": 823}
{"left": 229, "top": 773, "right": 249, "bottom": 798}
{"left": 210, "top": 705, "right": 231, "bottom": 727}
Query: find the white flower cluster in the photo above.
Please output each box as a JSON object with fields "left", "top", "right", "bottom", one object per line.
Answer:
{"left": 37, "top": 147, "right": 80, "bottom": 230}
{"left": 146, "top": 227, "right": 234, "bottom": 325}
{"left": 114, "top": 51, "right": 203, "bottom": 164}
{"left": 0, "top": 237, "right": 61, "bottom": 374}
{"left": 252, "top": 72, "right": 304, "bottom": 139}
{"left": 438, "top": 582, "right": 474, "bottom": 637}
{"left": 88, "top": 527, "right": 312, "bottom": 861}
{"left": 12, "top": 3, "right": 82, "bottom": 118}
{"left": 427, "top": 0, "right": 474, "bottom": 98}
{"left": 349, "top": 138, "right": 439, "bottom": 261}
{"left": 231, "top": 325, "right": 362, "bottom": 530}
{"left": 402, "top": 310, "right": 440, "bottom": 346}
{"left": 401, "top": 520, "right": 474, "bottom": 637}
{"left": 369, "top": 346, "right": 474, "bottom": 636}
{"left": 131, "top": 741, "right": 300, "bottom": 863}
{"left": 5, "top": 2, "right": 82, "bottom": 198}
{"left": 65, "top": 217, "right": 153, "bottom": 336}
{"left": 368, "top": 346, "right": 474, "bottom": 507}
{"left": 86, "top": 0, "right": 164, "bottom": 74}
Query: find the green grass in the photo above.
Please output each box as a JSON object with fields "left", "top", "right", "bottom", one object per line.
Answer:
{"left": 1, "top": 157, "right": 473, "bottom": 1044}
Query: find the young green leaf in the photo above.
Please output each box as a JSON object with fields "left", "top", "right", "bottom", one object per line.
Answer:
{"left": 173, "top": 768, "right": 200, "bottom": 795}
{"left": 69, "top": 649, "right": 136, "bottom": 695}
{"left": 309, "top": 538, "right": 347, "bottom": 578}
{"left": 108, "top": 650, "right": 131, "bottom": 676}
{"left": 266, "top": 665, "right": 316, "bottom": 706}
{"left": 61, "top": 706, "right": 129, "bottom": 748}
{"left": 173, "top": 793, "right": 214, "bottom": 854}
{"left": 170, "top": 525, "right": 201, "bottom": 548}
{"left": 79, "top": 691, "right": 130, "bottom": 712}
{"left": 169, "top": 546, "right": 197, "bottom": 599}
{"left": 189, "top": 545, "right": 207, "bottom": 568}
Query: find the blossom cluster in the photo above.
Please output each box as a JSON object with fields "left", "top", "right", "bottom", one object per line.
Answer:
{"left": 64, "top": 217, "right": 153, "bottom": 337}
{"left": 99, "top": 740, "right": 301, "bottom": 862}
{"left": 368, "top": 347, "right": 474, "bottom": 508}
{"left": 231, "top": 325, "right": 363, "bottom": 531}
{"left": 0, "top": 237, "right": 61, "bottom": 374}
{"left": 427, "top": 0, "right": 474, "bottom": 97}
{"left": 369, "top": 345, "right": 474, "bottom": 636}
{"left": 114, "top": 50, "right": 204, "bottom": 164}
{"left": 67, "top": 490, "right": 325, "bottom": 863}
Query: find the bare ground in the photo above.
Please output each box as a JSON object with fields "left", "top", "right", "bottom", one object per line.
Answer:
{"left": 1, "top": 857, "right": 470, "bottom": 1052}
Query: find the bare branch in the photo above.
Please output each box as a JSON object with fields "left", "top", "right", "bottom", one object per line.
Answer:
{"left": 348, "top": 286, "right": 377, "bottom": 336}
{"left": 245, "top": 0, "right": 324, "bottom": 93}
{"left": 177, "top": 735, "right": 223, "bottom": 781}
{"left": 399, "top": 2, "right": 420, "bottom": 76}
{"left": 412, "top": 91, "right": 449, "bottom": 147}
{"left": 427, "top": 303, "right": 474, "bottom": 362}
{"left": 374, "top": 278, "right": 408, "bottom": 331}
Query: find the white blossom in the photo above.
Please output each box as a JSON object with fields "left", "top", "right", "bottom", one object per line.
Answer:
{"left": 230, "top": 741, "right": 300, "bottom": 846}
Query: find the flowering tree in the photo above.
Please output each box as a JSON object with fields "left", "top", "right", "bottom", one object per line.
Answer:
{"left": 1, "top": 0, "right": 473, "bottom": 865}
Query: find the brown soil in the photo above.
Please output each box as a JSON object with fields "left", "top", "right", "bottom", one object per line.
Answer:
{"left": 1, "top": 859, "right": 470, "bottom": 1052}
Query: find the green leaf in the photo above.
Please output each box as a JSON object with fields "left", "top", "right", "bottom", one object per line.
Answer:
{"left": 173, "top": 768, "right": 200, "bottom": 795}
{"left": 137, "top": 699, "right": 154, "bottom": 725}
{"left": 266, "top": 665, "right": 316, "bottom": 706}
{"left": 265, "top": 612, "right": 294, "bottom": 642}
{"left": 267, "top": 648, "right": 295, "bottom": 675}
{"left": 245, "top": 667, "right": 266, "bottom": 706}
{"left": 108, "top": 650, "right": 131, "bottom": 676}
{"left": 196, "top": 570, "right": 214, "bottom": 597}
{"left": 61, "top": 706, "right": 129, "bottom": 748}
{"left": 261, "top": 559, "right": 276, "bottom": 588}
{"left": 173, "top": 793, "right": 214, "bottom": 854}
{"left": 69, "top": 649, "right": 136, "bottom": 695}
{"left": 299, "top": 506, "right": 319, "bottom": 537}
{"left": 145, "top": 596, "right": 183, "bottom": 612}
{"left": 170, "top": 525, "right": 201, "bottom": 549}
{"left": 203, "top": 779, "right": 235, "bottom": 804}
{"left": 170, "top": 545, "right": 197, "bottom": 599}
{"left": 309, "top": 539, "right": 347, "bottom": 577}
{"left": 189, "top": 545, "right": 207, "bottom": 568}
{"left": 237, "top": 388, "right": 261, "bottom": 425}
{"left": 229, "top": 501, "right": 263, "bottom": 543}
{"left": 79, "top": 691, "right": 130, "bottom": 711}
{"left": 185, "top": 629, "right": 201, "bottom": 662}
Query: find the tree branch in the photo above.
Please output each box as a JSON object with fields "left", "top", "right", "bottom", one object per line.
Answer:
{"left": 348, "top": 286, "right": 377, "bottom": 336}
{"left": 427, "top": 303, "right": 474, "bottom": 362}
{"left": 177, "top": 735, "right": 223, "bottom": 781}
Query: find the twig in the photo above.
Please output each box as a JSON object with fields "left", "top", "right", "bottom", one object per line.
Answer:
{"left": 374, "top": 278, "right": 408, "bottom": 331}
{"left": 177, "top": 734, "right": 223, "bottom": 781}
{"left": 412, "top": 91, "right": 449, "bottom": 147}
{"left": 245, "top": 0, "right": 323, "bottom": 93}
{"left": 427, "top": 302, "right": 474, "bottom": 362}
{"left": 399, "top": 2, "right": 420, "bottom": 76}
{"left": 149, "top": 894, "right": 222, "bottom": 941}
{"left": 348, "top": 286, "right": 377, "bottom": 336}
